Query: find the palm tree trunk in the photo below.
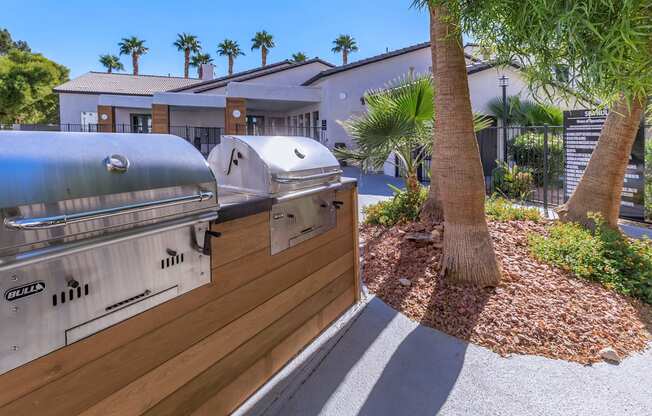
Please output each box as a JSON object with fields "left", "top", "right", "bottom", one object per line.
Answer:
{"left": 108, "top": 67, "right": 112, "bottom": 74}
{"left": 132, "top": 53, "right": 139, "bottom": 75}
{"left": 228, "top": 56, "right": 234, "bottom": 76}
{"left": 184, "top": 49, "right": 190, "bottom": 78}
{"left": 558, "top": 95, "right": 644, "bottom": 228}
{"left": 433, "top": 5, "right": 500, "bottom": 287}
{"left": 198, "top": 65, "right": 203, "bottom": 79}
{"left": 420, "top": 4, "right": 444, "bottom": 223}
{"left": 406, "top": 171, "right": 420, "bottom": 195}
{"left": 343, "top": 50, "right": 348, "bottom": 65}
{"left": 262, "top": 47, "right": 267, "bottom": 67}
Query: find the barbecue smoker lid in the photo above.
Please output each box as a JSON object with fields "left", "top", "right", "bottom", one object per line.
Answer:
{"left": 0, "top": 131, "right": 215, "bottom": 209}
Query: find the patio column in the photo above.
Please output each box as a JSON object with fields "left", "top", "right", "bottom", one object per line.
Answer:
{"left": 225, "top": 97, "right": 247, "bottom": 135}
{"left": 152, "top": 104, "right": 170, "bottom": 134}
{"left": 97, "top": 105, "right": 115, "bottom": 133}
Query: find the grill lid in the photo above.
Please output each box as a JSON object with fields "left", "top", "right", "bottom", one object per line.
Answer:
{"left": 208, "top": 135, "right": 341, "bottom": 196}
{"left": 0, "top": 131, "right": 215, "bottom": 208}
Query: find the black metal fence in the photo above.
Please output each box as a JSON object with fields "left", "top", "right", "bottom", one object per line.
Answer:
{"left": 419, "top": 125, "right": 566, "bottom": 209}
{"left": 234, "top": 124, "right": 326, "bottom": 143}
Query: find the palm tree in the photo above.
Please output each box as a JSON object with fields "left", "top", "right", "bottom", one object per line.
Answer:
{"left": 190, "top": 53, "right": 213, "bottom": 78}
{"left": 118, "top": 36, "right": 148, "bottom": 75}
{"left": 98, "top": 54, "right": 124, "bottom": 73}
{"left": 217, "top": 39, "right": 244, "bottom": 76}
{"left": 488, "top": 95, "right": 563, "bottom": 126}
{"left": 291, "top": 52, "right": 307, "bottom": 63}
{"left": 336, "top": 74, "right": 491, "bottom": 195}
{"left": 173, "top": 33, "right": 201, "bottom": 78}
{"left": 251, "top": 30, "right": 275, "bottom": 66}
{"left": 331, "top": 35, "right": 358, "bottom": 65}
{"left": 413, "top": 1, "right": 501, "bottom": 287}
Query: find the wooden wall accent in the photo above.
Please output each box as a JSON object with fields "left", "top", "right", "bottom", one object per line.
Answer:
{"left": 97, "top": 105, "right": 115, "bottom": 132}
{"left": 0, "top": 187, "right": 360, "bottom": 416}
{"left": 225, "top": 97, "right": 247, "bottom": 135}
{"left": 152, "top": 104, "right": 170, "bottom": 134}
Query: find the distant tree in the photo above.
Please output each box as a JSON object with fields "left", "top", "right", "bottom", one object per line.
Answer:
{"left": 98, "top": 54, "right": 124, "bottom": 73}
{"left": 190, "top": 53, "right": 213, "bottom": 78}
{"left": 291, "top": 52, "right": 307, "bottom": 63}
{"left": 331, "top": 34, "right": 358, "bottom": 65}
{"left": 0, "top": 28, "right": 31, "bottom": 55}
{"left": 251, "top": 30, "right": 275, "bottom": 66}
{"left": 174, "top": 33, "right": 201, "bottom": 78}
{"left": 118, "top": 36, "right": 148, "bottom": 75}
{"left": 218, "top": 39, "right": 244, "bottom": 76}
{"left": 488, "top": 95, "right": 563, "bottom": 126}
{"left": 0, "top": 50, "right": 69, "bottom": 124}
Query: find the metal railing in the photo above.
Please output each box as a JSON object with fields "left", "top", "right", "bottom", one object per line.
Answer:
{"left": 234, "top": 124, "right": 326, "bottom": 143}
{"left": 0, "top": 124, "right": 222, "bottom": 157}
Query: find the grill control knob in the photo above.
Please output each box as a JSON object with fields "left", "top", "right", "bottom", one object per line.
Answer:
{"left": 67, "top": 278, "right": 80, "bottom": 289}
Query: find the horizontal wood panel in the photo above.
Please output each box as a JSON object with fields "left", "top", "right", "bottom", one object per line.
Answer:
{"left": 192, "top": 287, "right": 356, "bottom": 416}
{"left": 144, "top": 270, "right": 354, "bottom": 416}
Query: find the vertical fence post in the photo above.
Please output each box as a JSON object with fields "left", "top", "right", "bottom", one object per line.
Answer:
{"left": 543, "top": 124, "right": 549, "bottom": 217}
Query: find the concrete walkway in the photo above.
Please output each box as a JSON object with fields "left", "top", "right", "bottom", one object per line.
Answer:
{"left": 237, "top": 296, "right": 652, "bottom": 416}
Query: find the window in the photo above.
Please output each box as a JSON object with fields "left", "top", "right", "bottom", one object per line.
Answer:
{"left": 131, "top": 114, "right": 151, "bottom": 133}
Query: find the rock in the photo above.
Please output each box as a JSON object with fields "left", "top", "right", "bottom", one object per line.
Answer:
{"left": 405, "top": 232, "right": 435, "bottom": 244}
{"left": 599, "top": 347, "right": 621, "bottom": 364}
{"left": 431, "top": 229, "right": 442, "bottom": 240}
{"left": 398, "top": 278, "right": 411, "bottom": 287}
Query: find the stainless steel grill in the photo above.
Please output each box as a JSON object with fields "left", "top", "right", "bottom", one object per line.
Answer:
{"left": 0, "top": 131, "right": 219, "bottom": 375}
{"left": 208, "top": 135, "right": 343, "bottom": 255}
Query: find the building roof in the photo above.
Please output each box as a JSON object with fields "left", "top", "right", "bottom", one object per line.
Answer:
{"left": 174, "top": 58, "right": 335, "bottom": 94}
{"left": 54, "top": 72, "right": 203, "bottom": 96}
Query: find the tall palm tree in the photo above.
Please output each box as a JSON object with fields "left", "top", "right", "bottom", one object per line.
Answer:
{"left": 331, "top": 35, "right": 358, "bottom": 65}
{"left": 414, "top": 1, "right": 500, "bottom": 287}
{"left": 190, "top": 53, "right": 213, "bottom": 78}
{"left": 291, "top": 52, "right": 307, "bottom": 63}
{"left": 173, "top": 33, "right": 201, "bottom": 78}
{"left": 251, "top": 30, "right": 275, "bottom": 67}
{"left": 118, "top": 36, "right": 148, "bottom": 75}
{"left": 217, "top": 39, "right": 244, "bottom": 76}
{"left": 98, "top": 54, "right": 124, "bottom": 73}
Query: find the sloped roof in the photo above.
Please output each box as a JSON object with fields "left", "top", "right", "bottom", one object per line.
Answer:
{"left": 174, "top": 58, "right": 335, "bottom": 93}
{"left": 54, "top": 72, "right": 202, "bottom": 96}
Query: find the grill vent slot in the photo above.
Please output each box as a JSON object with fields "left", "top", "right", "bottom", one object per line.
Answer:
{"left": 161, "top": 253, "right": 184, "bottom": 270}
{"left": 105, "top": 289, "right": 151, "bottom": 312}
{"left": 52, "top": 283, "right": 90, "bottom": 307}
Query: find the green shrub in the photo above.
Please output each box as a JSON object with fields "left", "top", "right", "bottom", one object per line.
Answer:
{"left": 509, "top": 132, "right": 564, "bottom": 187}
{"left": 485, "top": 196, "right": 542, "bottom": 222}
{"left": 363, "top": 185, "right": 428, "bottom": 226}
{"left": 529, "top": 214, "right": 652, "bottom": 305}
{"left": 491, "top": 161, "right": 534, "bottom": 200}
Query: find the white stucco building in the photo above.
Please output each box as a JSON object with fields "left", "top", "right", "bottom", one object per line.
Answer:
{"left": 54, "top": 42, "right": 573, "bottom": 156}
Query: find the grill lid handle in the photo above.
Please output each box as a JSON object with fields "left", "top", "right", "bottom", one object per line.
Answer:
{"left": 4, "top": 191, "right": 214, "bottom": 231}
{"left": 272, "top": 170, "right": 342, "bottom": 184}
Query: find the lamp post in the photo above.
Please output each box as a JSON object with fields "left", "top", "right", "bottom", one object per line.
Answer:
{"left": 498, "top": 75, "right": 509, "bottom": 161}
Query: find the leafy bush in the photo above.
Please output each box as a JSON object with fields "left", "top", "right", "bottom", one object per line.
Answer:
{"left": 485, "top": 196, "right": 541, "bottom": 222}
{"left": 491, "top": 161, "right": 534, "bottom": 200}
{"left": 363, "top": 185, "right": 428, "bottom": 226}
{"left": 509, "top": 132, "right": 564, "bottom": 187}
{"left": 529, "top": 214, "right": 652, "bottom": 305}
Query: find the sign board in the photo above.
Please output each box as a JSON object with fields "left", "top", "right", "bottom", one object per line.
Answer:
{"left": 563, "top": 109, "right": 645, "bottom": 221}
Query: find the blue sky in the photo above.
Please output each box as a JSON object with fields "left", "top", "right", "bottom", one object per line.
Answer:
{"left": 2, "top": 0, "right": 432, "bottom": 79}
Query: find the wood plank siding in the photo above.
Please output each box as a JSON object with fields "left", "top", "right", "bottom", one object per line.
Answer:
{"left": 0, "top": 187, "right": 359, "bottom": 416}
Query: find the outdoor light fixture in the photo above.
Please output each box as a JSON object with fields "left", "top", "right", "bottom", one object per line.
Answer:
{"left": 339, "top": 92, "right": 347, "bottom": 100}
{"left": 232, "top": 109, "right": 241, "bottom": 118}
{"left": 498, "top": 74, "right": 509, "bottom": 87}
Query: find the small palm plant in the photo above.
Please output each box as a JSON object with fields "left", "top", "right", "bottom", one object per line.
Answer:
{"left": 118, "top": 36, "right": 148, "bottom": 75}
{"left": 217, "top": 39, "right": 244, "bottom": 76}
{"left": 292, "top": 52, "right": 307, "bottom": 62}
{"left": 190, "top": 53, "right": 213, "bottom": 78}
{"left": 251, "top": 30, "right": 275, "bottom": 66}
{"left": 488, "top": 95, "right": 563, "bottom": 126}
{"left": 174, "top": 33, "right": 201, "bottom": 78}
{"left": 332, "top": 35, "right": 358, "bottom": 65}
{"left": 99, "top": 54, "right": 124, "bottom": 73}
{"left": 336, "top": 74, "right": 491, "bottom": 195}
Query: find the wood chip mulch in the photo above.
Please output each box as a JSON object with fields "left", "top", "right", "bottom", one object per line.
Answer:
{"left": 360, "top": 219, "right": 652, "bottom": 364}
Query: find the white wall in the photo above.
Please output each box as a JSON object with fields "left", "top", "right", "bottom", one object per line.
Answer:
{"left": 169, "top": 108, "right": 225, "bottom": 127}
{"left": 58, "top": 93, "right": 99, "bottom": 125}
{"left": 314, "top": 47, "right": 433, "bottom": 148}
